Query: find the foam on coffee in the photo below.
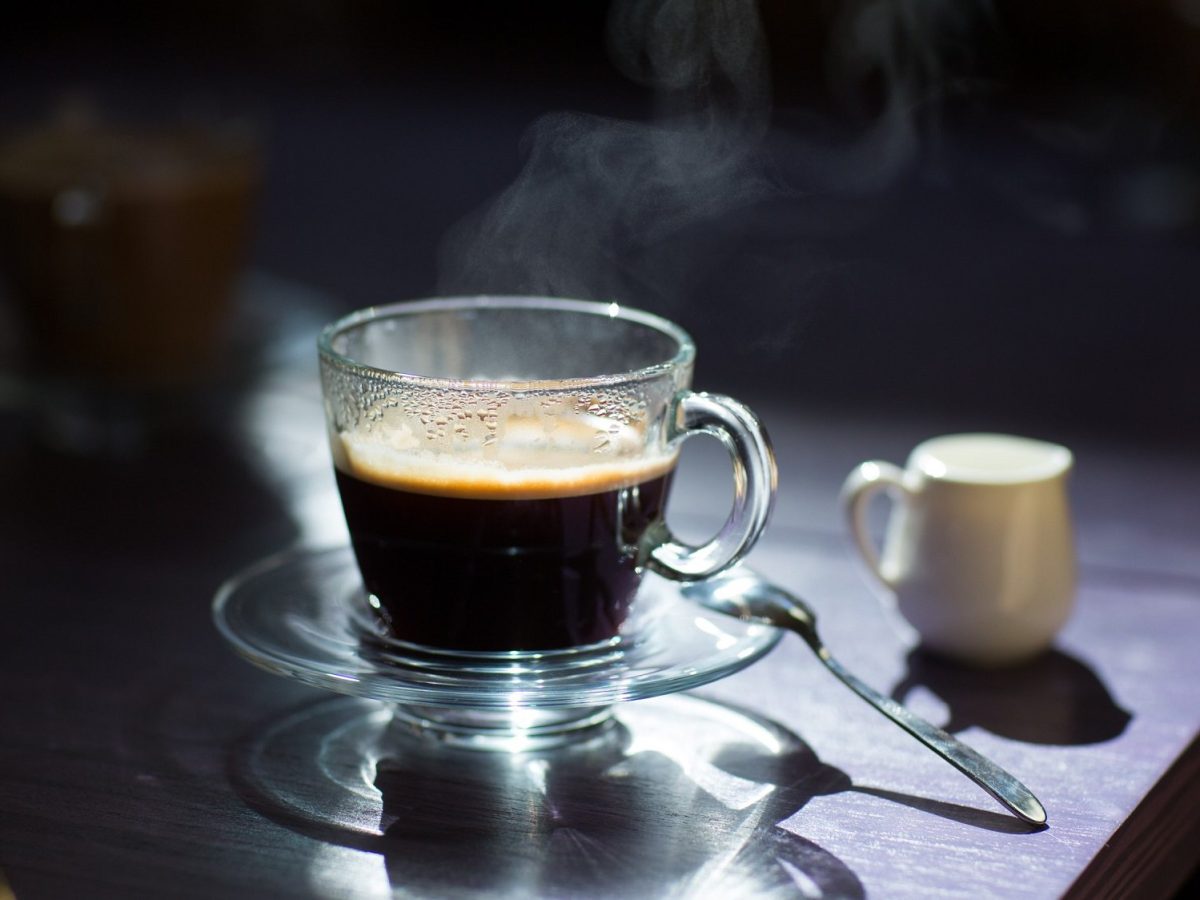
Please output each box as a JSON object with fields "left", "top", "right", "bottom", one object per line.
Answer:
{"left": 334, "top": 415, "right": 677, "bottom": 500}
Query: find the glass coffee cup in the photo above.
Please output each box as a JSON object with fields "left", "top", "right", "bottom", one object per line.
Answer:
{"left": 318, "top": 296, "right": 776, "bottom": 656}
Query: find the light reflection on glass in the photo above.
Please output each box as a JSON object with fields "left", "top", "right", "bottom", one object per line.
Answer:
{"left": 693, "top": 616, "right": 738, "bottom": 649}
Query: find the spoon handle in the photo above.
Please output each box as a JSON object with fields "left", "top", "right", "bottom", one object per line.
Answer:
{"left": 817, "top": 650, "right": 1047, "bottom": 826}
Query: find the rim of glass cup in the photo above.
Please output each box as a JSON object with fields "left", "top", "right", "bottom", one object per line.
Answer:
{"left": 317, "top": 296, "right": 697, "bottom": 391}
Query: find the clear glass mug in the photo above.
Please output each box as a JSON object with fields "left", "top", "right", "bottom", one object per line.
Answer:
{"left": 319, "top": 296, "right": 776, "bottom": 655}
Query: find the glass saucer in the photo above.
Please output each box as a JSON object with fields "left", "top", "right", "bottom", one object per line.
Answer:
{"left": 213, "top": 546, "right": 782, "bottom": 748}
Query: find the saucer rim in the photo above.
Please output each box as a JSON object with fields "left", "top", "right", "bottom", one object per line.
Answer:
{"left": 213, "top": 544, "right": 783, "bottom": 709}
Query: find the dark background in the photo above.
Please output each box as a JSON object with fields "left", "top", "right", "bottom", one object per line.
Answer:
{"left": 2, "top": 0, "right": 1198, "bottom": 441}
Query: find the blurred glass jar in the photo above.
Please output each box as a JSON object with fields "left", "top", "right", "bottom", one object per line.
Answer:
{"left": 0, "top": 105, "right": 260, "bottom": 389}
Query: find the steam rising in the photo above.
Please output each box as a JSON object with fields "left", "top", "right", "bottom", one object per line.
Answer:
{"left": 437, "top": 0, "right": 774, "bottom": 305}
{"left": 606, "top": 0, "right": 769, "bottom": 133}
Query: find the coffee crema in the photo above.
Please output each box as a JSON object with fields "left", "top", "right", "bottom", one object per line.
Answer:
{"left": 332, "top": 414, "right": 673, "bottom": 498}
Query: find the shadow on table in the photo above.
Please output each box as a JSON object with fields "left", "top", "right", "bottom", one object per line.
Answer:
{"left": 374, "top": 719, "right": 860, "bottom": 897}
{"left": 230, "top": 692, "right": 1056, "bottom": 897}
{"left": 890, "top": 647, "right": 1132, "bottom": 746}
{"left": 229, "top": 694, "right": 865, "bottom": 899}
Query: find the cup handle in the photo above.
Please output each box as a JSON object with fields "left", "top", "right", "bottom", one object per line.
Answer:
{"left": 645, "top": 391, "right": 777, "bottom": 581}
{"left": 839, "top": 460, "right": 910, "bottom": 588}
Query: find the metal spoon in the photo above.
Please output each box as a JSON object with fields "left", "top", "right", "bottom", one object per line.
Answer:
{"left": 682, "top": 568, "right": 1048, "bottom": 826}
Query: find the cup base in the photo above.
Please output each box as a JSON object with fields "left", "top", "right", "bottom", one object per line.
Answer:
{"left": 390, "top": 703, "right": 616, "bottom": 751}
{"left": 356, "top": 601, "right": 643, "bottom": 674}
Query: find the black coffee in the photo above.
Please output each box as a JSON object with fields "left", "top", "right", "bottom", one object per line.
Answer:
{"left": 335, "top": 464, "right": 673, "bottom": 651}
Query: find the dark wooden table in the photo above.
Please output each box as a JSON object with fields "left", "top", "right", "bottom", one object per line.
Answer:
{"left": 2, "top": 280, "right": 1197, "bottom": 898}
